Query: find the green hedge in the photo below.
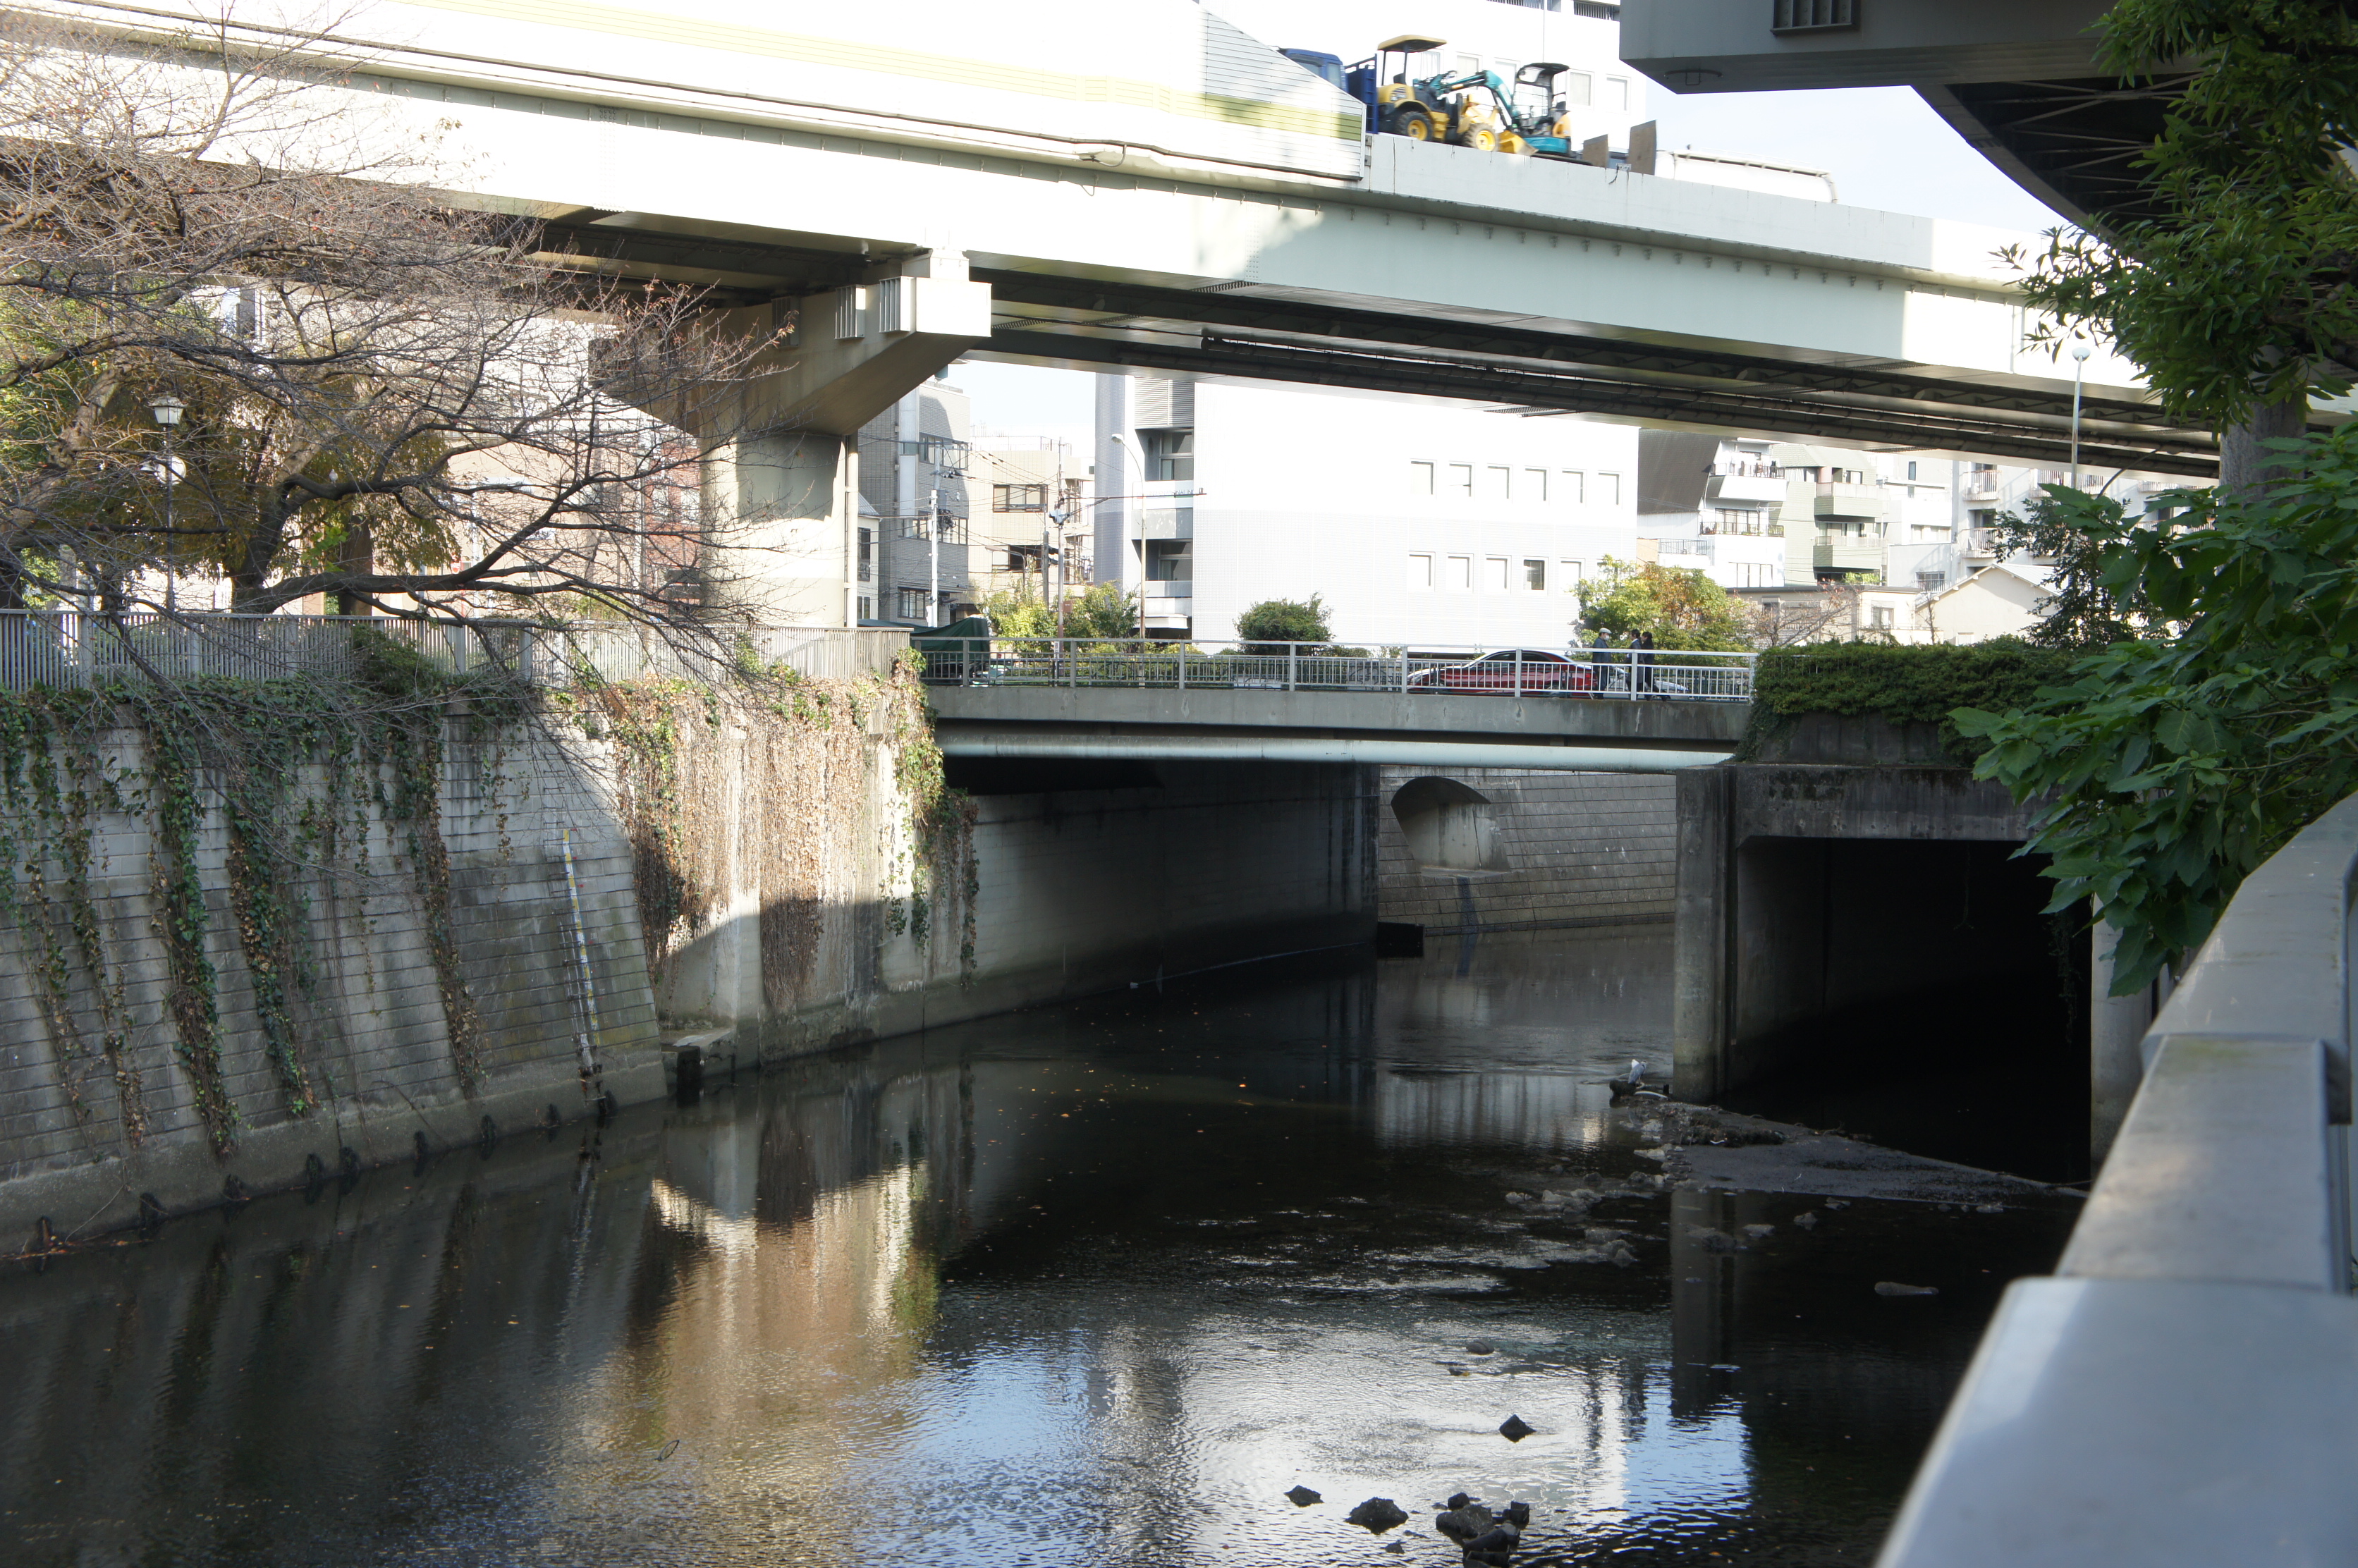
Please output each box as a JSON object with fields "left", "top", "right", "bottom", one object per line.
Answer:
{"left": 1746, "top": 639, "right": 2077, "bottom": 763}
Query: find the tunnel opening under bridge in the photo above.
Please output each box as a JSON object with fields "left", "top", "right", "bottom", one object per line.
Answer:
{"left": 1713, "top": 837, "right": 2092, "bottom": 1184}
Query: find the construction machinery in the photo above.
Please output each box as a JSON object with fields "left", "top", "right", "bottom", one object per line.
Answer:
{"left": 1281, "top": 36, "right": 1575, "bottom": 158}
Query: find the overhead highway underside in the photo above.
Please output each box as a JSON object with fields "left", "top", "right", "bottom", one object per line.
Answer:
{"left": 534, "top": 213, "right": 2229, "bottom": 477}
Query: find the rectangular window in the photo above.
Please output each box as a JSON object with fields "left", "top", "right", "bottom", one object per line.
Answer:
{"left": 1523, "top": 468, "right": 1547, "bottom": 502}
{"left": 1608, "top": 75, "right": 1630, "bottom": 110}
{"left": 1523, "top": 558, "right": 1546, "bottom": 590}
{"left": 857, "top": 596, "right": 873, "bottom": 621}
{"left": 1146, "top": 540, "right": 1191, "bottom": 581}
{"left": 992, "top": 482, "right": 1048, "bottom": 512}
{"left": 1486, "top": 556, "right": 1509, "bottom": 592}
{"left": 1456, "top": 53, "right": 1482, "bottom": 76}
{"left": 1562, "top": 71, "right": 1592, "bottom": 107}
{"left": 1560, "top": 470, "right": 1585, "bottom": 503}
{"left": 1559, "top": 558, "right": 1584, "bottom": 585}
{"left": 1487, "top": 465, "right": 1513, "bottom": 499}
{"left": 1141, "top": 427, "right": 1193, "bottom": 482}
{"left": 1447, "top": 463, "right": 1474, "bottom": 498}
{"left": 1446, "top": 554, "right": 1472, "bottom": 589}
{"left": 896, "top": 587, "right": 929, "bottom": 620}
{"left": 1917, "top": 571, "right": 1947, "bottom": 592}
{"left": 1410, "top": 460, "right": 1435, "bottom": 496}
{"left": 1409, "top": 553, "right": 1434, "bottom": 589}
{"left": 857, "top": 527, "right": 872, "bottom": 581}
{"left": 1907, "top": 460, "right": 1919, "bottom": 481}
{"left": 1870, "top": 604, "right": 1895, "bottom": 629}
{"left": 1600, "top": 472, "right": 1623, "bottom": 505}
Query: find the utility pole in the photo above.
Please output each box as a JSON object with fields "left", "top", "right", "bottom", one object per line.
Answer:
{"left": 928, "top": 483, "right": 940, "bottom": 625}
{"left": 2069, "top": 341, "right": 2091, "bottom": 491}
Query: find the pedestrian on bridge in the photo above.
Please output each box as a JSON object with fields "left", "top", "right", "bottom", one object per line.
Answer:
{"left": 1636, "top": 632, "right": 1657, "bottom": 698}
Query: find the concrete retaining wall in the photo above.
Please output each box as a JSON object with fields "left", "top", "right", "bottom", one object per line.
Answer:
{"left": 0, "top": 717, "right": 662, "bottom": 1244}
{"left": 1376, "top": 766, "right": 1676, "bottom": 933}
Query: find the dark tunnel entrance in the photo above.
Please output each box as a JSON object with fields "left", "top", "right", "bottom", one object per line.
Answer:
{"left": 1716, "top": 837, "right": 2091, "bottom": 1183}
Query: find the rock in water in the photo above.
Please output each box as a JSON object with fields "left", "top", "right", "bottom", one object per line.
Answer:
{"left": 1445, "top": 1493, "right": 1473, "bottom": 1511}
{"left": 1465, "top": 1522, "right": 1523, "bottom": 1566}
{"left": 1464, "top": 1338, "right": 1496, "bottom": 1355}
{"left": 1874, "top": 1280, "right": 1940, "bottom": 1297}
{"left": 1435, "top": 1503, "right": 1493, "bottom": 1541}
{"left": 1502, "top": 1501, "right": 1531, "bottom": 1529}
{"left": 1345, "top": 1497, "right": 1408, "bottom": 1533}
{"left": 1498, "top": 1413, "right": 1536, "bottom": 1442}
{"left": 1285, "top": 1486, "right": 1321, "bottom": 1507}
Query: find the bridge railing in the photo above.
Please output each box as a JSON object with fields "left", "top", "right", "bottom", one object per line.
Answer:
{"left": 0, "top": 612, "right": 910, "bottom": 691}
{"left": 1876, "top": 792, "right": 2358, "bottom": 1567}
{"left": 915, "top": 637, "right": 1757, "bottom": 702}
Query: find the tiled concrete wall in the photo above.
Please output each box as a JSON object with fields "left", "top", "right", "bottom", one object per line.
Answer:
{"left": 0, "top": 720, "right": 661, "bottom": 1241}
{"left": 1376, "top": 766, "right": 1676, "bottom": 932}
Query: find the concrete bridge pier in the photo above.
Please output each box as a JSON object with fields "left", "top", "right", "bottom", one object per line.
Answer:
{"left": 649, "top": 250, "right": 993, "bottom": 623}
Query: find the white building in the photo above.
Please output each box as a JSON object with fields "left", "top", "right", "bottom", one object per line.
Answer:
{"left": 1096, "top": 376, "right": 1638, "bottom": 647}
{"left": 857, "top": 376, "right": 975, "bottom": 627}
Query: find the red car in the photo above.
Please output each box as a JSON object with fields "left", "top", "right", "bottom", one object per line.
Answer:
{"left": 1408, "top": 649, "right": 1596, "bottom": 695}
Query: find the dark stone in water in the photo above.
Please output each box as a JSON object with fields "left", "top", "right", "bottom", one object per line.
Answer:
{"left": 1464, "top": 1338, "right": 1496, "bottom": 1354}
{"left": 1345, "top": 1497, "right": 1407, "bottom": 1533}
{"left": 1465, "top": 1521, "right": 1522, "bottom": 1565}
{"left": 1503, "top": 1501, "right": 1531, "bottom": 1529}
{"left": 1285, "top": 1485, "right": 1321, "bottom": 1507}
{"left": 1445, "top": 1493, "right": 1473, "bottom": 1511}
{"left": 1436, "top": 1503, "right": 1493, "bottom": 1541}
{"left": 1498, "top": 1413, "right": 1535, "bottom": 1441}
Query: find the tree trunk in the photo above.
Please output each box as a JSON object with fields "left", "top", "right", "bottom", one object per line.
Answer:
{"left": 2217, "top": 396, "right": 2308, "bottom": 498}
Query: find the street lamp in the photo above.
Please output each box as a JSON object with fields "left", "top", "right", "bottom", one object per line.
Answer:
{"left": 2068, "top": 342, "right": 2091, "bottom": 492}
{"left": 148, "top": 394, "right": 184, "bottom": 613}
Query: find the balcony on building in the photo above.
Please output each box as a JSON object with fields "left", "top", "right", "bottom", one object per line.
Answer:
{"left": 1814, "top": 480, "right": 1887, "bottom": 521}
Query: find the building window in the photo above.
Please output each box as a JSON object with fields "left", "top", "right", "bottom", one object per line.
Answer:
{"left": 1456, "top": 53, "right": 1481, "bottom": 75}
{"left": 1523, "top": 558, "right": 1546, "bottom": 590}
{"left": 857, "top": 596, "right": 873, "bottom": 621}
{"left": 857, "top": 527, "right": 872, "bottom": 581}
{"left": 1560, "top": 470, "right": 1584, "bottom": 503}
{"left": 1708, "top": 508, "right": 1764, "bottom": 534}
{"left": 1600, "top": 472, "right": 1622, "bottom": 505}
{"left": 1559, "top": 558, "right": 1584, "bottom": 584}
{"left": 1906, "top": 460, "right": 1919, "bottom": 481}
{"left": 1486, "top": 556, "right": 1509, "bottom": 591}
{"left": 1410, "top": 460, "right": 1435, "bottom": 495}
{"left": 1141, "top": 427, "right": 1193, "bottom": 481}
{"left": 1734, "top": 562, "right": 1777, "bottom": 587}
{"left": 1608, "top": 75, "right": 1630, "bottom": 109}
{"left": 1562, "top": 71, "right": 1592, "bottom": 106}
{"left": 1409, "top": 553, "right": 1434, "bottom": 589}
{"left": 1523, "top": 467, "right": 1547, "bottom": 501}
{"left": 896, "top": 587, "right": 931, "bottom": 621}
{"left": 1918, "top": 571, "right": 1947, "bottom": 592}
{"left": 1869, "top": 604, "right": 1895, "bottom": 629}
{"left": 993, "top": 483, "right": 1048, "bottom": 512}
{"left": 1447, "top": 463, "right": 1474, "bottom": 498}
{"left": 1446, "top": 554, "right": 1472, "bottom": 589}
{"left": 1487, "top": 465, "right": 1513, "bottom": 499}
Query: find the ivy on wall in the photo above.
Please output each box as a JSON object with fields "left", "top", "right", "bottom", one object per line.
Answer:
{"left": 1742, "top": 641, "right": 2077, "bottom": 766}
{"left": 0, "top": 631, "right": 522, "bottom": 1158}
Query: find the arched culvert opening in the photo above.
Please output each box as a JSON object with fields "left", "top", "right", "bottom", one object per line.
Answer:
{"left": 1391, "top": 776, "right": 1507, "bottom": 874}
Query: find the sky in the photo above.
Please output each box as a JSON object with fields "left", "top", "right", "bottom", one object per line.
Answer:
{"left": 951, "top": 85, "right": 2070, "bottom": 438}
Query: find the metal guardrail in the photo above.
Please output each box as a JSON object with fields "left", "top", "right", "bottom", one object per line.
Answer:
{"left": 915, "top": 638, "right": 1757, "bottom": 702}
{"left": 0, "top": 613, "right": 910, "bottom": 690}
{"left": 1878, "top": 792, "right": 2358, "bottom": 1568}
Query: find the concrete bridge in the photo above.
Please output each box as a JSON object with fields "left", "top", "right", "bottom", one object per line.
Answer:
{"left": 36, "top": 0, "right": 2212, "bottom": 633}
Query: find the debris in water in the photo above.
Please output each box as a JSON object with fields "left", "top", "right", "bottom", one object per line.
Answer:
{"left": 1685, "top": 1225, "right": 1742, "bottom": 1254}
{"left": 1498, "top": 1413, "right": 1535, "bottom": 1442}
{"left": 1824, "top": 1199, "right": 1850, "bottom": 1210}
{"left": 1740, "top": 1223, "right": 1776, "bottom": 1240}
{"left": 1464, "top": 1338, "right": 1496, "bottom": 1355}
{"left": 1875, "top": 1281, "right": 1939, "bottom": 1297}
{"left": 1346, "top": 1497, "right": 1408, "bottom": 1533}
{"left": 1285, "top": 1485, "right": 1321, "bottom": 1507}
{"left": 1792, "top": 1211, "right": 1819, "bottom": 1229}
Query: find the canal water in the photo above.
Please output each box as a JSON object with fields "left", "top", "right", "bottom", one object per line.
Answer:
{"left": 0, "top": 929, "right": 2075, "bottom": 1567}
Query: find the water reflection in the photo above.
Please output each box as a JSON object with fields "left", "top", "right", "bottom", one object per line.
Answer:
{"left": 0, "top": 930, "right": 2071, "bottom": 1567}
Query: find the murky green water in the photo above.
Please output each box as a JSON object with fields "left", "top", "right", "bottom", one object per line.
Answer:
{"left": 0, "top": 930, "right": 2074, "bottom": 1565}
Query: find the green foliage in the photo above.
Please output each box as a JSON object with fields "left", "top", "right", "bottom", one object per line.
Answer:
{"left": 1748, "top": 640, "right": 2076, "bottom": 764}
{"left": 1235, "top": 595, "right": 1331, "bottom": 651}
{"left": 2011, "top": 0, "right": 2358, "bottom": 423}
{"left": 1955, "top": 431, "right": 2358, "bottom": 993}
{"left": 1986, "top": 486, "right": 2177, "bottom": 649}
{"left": 1578, "top": 558, "right": 1751, "bottom": 651}
{"left": 983, "top": 581, "right": 1137, "bottom": 641}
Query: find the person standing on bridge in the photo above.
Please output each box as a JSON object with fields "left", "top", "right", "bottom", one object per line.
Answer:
{"left": 1636, "top": 631, "right": 1657, "bottom": 699}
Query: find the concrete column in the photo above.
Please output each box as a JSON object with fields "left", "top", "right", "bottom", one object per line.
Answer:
{"left": 1673, "top": 766, "right": 1733, "bottom": 1101}
{"left": 1093, "top": 372, "right": 1129, "bottom": 589}
{"left": 2089, "top": 914, "right": 2156, "bottom": 1163}
{"left": 701, "top": 429, "right": 858, "bottom": 625}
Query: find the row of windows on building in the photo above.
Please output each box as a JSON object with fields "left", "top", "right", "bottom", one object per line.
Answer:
{"left": 1407, "top": 463, "right": 1623, "bottom": 504}
{"left": 1407, "top": 553, "right": 1585, "bottom": 592}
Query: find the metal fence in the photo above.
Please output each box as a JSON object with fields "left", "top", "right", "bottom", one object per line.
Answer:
{"left": 1876, "top": 790, "right": 2358, "bottom": 1567}
{"left": 0, "top": 613, "right": 910, "bottom": 692}
{"left": 913, "top": 637, "right": 1758, "bottom": 702}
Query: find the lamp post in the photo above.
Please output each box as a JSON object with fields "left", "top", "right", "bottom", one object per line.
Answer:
{"left": 2068, "top": 342, "right": 2091, "bottom": 491}
{"left": 148, "top": 394, "right": 184, "bottom": 613}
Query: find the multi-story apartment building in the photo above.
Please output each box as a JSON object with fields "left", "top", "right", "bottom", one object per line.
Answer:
{"left": 856, "top": 376, "right": 975, "bottom": 627}
{"left": 1096, "top": 375, "right": 1639, "bottom": 647}
{"left": 970, "top": 438, "right": 1090, "bottom": 607}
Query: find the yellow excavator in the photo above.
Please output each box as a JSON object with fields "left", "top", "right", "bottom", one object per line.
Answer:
{"left": 1321, "top": 35, "right": 1531, "bottom": 154}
